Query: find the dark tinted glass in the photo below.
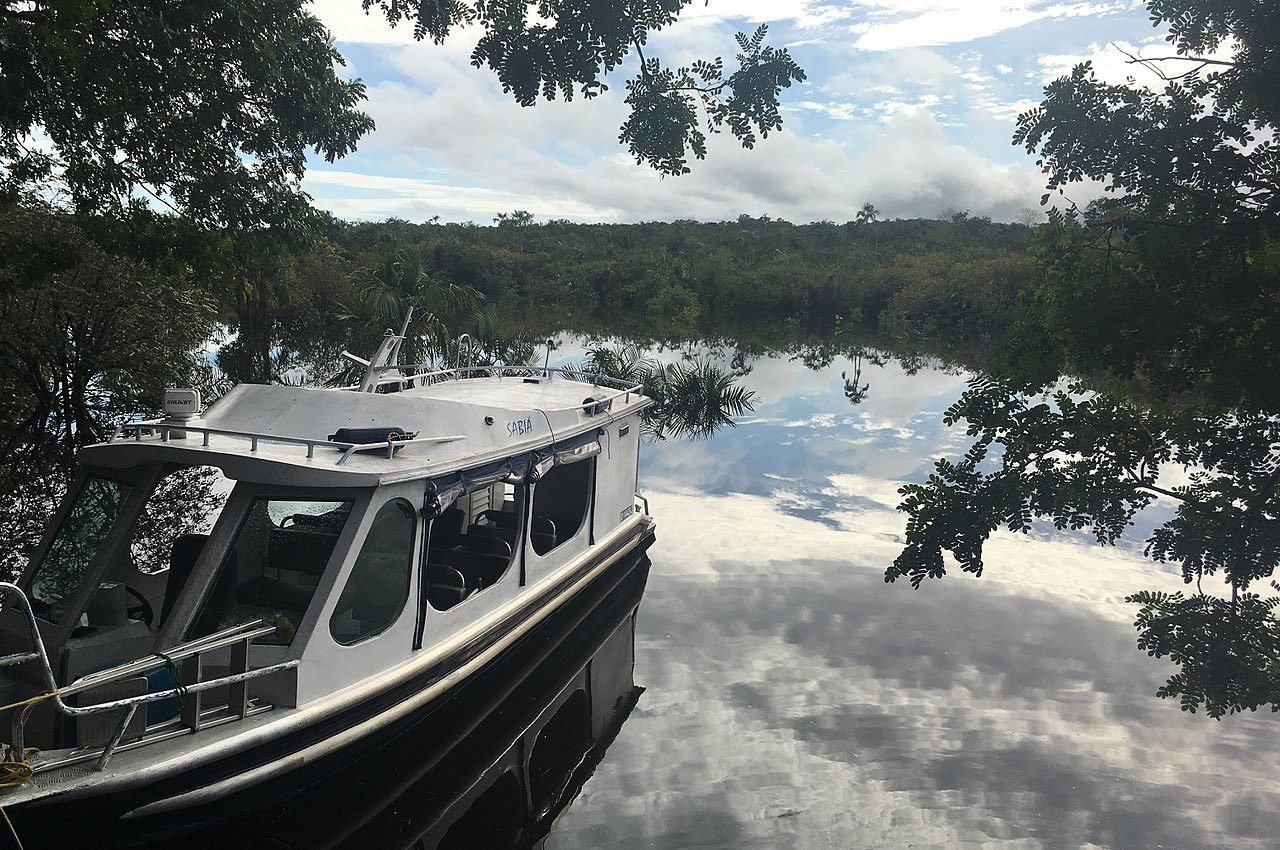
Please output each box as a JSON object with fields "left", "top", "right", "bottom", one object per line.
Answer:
{"left": 190, "top": 499, "right": 352, "bottom": 646}
{"left": 29, "top": 476, "right": 131, "bottom": 623}
{"left": 329, "top": 499, "right": 415, "bottom": 645}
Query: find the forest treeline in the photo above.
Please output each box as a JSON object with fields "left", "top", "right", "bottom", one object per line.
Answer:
{"left": 1, "top": 203, "right": 1039, "bottom": 439}
{"left": 327, "top": 210, "right": 1037, "bottom": 351}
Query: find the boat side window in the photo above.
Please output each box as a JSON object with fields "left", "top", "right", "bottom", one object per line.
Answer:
{"left": 28, "top": 475, "right": 132, "bottom": 624}
{"left": 130, "top": 466, "right": 229, "bottom": 575}
{"left": 122, "top": 465, "right": 231, "bottom": 630}
{"left": 425, "top": 481, "right": 521, "bottom": 611}
{"left": 530, "top": 458, "right": 594, "bottom": 556}
{"left": 189, "top": 498, "right": 353, "bottom": 646}
{"left": 329, "top": 499, "right": 415, "bottom": 645}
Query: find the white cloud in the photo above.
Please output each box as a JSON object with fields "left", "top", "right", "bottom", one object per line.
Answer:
{"left": 550, "top": 482, "right": 1280, "bottom": 850}
{"left": 838, "top": 109, "right": 1046, "bottom": 218}
{"left": 1038, "top": 40, "right": 1157, "bottom": 85}
{"left": 969, "top": 94, "right": 1041, "bottom": 121}
{"left": 302, "top": 169, "right": 619, "bottom": 220}
{"left": 299, "top": 0, "right": 1151, "bottom": 224}
{"left": 665, "top": 0, "right": 857, "bottom": 28}
{"left": 791, "top": 101, "right": 863, "bottom": 121}
{"left": 308, "top": 65, "right": 1050, "bottom": 224}
{"left": 849, "top": 1, "right": 1133, "bottom": 51}
{"left": 312, "top": 0, "right": 858, "bottom": 44}
{"left": 870, "top": 94, "right": 942, "bottom": 121}
{"left": 785, "top": 36, "right": 830, "bottom": 48}
{"left": 825, "top": 47, "right": 960, "bottom": 94}
{"left": 309, "top": 0, "right": 421, "bottom": 45}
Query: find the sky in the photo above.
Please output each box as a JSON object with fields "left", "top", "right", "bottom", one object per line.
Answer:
{"left": 305, "top": 0, "right": 1173, "bottom": 225}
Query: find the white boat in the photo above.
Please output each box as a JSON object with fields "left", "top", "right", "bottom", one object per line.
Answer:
{"left": 0, "top": 328, "right": 656, "bottom": 843}
{"left": 227, "top": 545, "right": 650, "bottom": 850}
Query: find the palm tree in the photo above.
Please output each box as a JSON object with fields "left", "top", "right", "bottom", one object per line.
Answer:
{"left": 468, "top": 306, "right": 538, "bottom": 369}
{"left": 855, "top": 202, "right": 881, "bottom": 250}
{"left": 575, "top": 346, "right": 756, "bottom": 440}
{"left": 336, "top": 246, "right": 481, "bottom": 382}
{"left": 579, "top": 345, "right": 649, "bottom": 385}
{"left": 842, "top": 353, "right": 870, "bottom": 406}
{"left": 646, "top": 358, "right": 757, "bottom": 440}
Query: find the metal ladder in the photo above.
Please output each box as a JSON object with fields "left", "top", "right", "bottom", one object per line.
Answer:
{"left": 0, "top": 582, "right": 297, "bottom": 772}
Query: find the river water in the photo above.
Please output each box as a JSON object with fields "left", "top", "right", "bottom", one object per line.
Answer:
{"left": 40, "top": 340, "right": 1279, "bottom": 850}
{"left": 537, "top": 343, "right": 1280, "bottom": 850}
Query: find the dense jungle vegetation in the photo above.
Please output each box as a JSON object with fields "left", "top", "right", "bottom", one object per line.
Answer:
{"left": 322, "top": 209, "right": 1038, "bottom": 356}
{"left": 2, "top": 0, "right": 1277, "bottom": 719}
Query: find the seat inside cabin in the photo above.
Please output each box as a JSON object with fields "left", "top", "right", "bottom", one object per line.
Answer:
{"left": 186, "top": 500, "right": 352, "bottom": 645}
{"left": 425, "top": 481, "right": 541, "bottom": 610}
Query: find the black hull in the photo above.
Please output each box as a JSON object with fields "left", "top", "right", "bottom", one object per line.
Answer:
{"left": 6, "top": 529, "right": 655, "bottom": 850}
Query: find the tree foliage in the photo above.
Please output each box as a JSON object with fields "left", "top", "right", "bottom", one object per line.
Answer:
{"left": 0, "top": 201, "right": 217, "bottom": 575}
{"left": 1015, "top": 0, "right": 1278, "bottom": 222}
{"left": 1145, "top": 0, "right": 1279, "bottom": 128}
{"left": 319, "top": 213, "right": 1033, "bottom": 347}
{"left": 0, "top": 202, "right": 216, "bottom": 462}
{"left": 1, "top": 0, "right": 374, "bottom": 227}
{"left": 3, "top": 0, "right": 805, "bottom": 228}
{"left": 360, "top": 0, "right": 805, "bottom": 176}
{"left": 893, "top": 0, "right": 1280, "bottom": 717}
{"left": 331, "top": 245, "right": 482, "bottom": 381}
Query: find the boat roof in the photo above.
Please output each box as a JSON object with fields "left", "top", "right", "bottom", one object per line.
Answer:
{"left": 80, "top": 374, "right": 649, "bottom": 488}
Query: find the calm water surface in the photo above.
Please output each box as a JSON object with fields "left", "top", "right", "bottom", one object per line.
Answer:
{"left": 540, "top": 344, "right": 1280, "bottom": 850}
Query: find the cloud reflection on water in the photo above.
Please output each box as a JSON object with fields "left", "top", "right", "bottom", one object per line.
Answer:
{"left": 545, "top": 350, "right": 1280, "bottom": 850}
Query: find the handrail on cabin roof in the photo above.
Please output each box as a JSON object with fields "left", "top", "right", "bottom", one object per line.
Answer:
{"left": 353, "top": 365, "right": 647, "bottom": 413}
{"left": 360, "top": 363, "right": 643, "bottom": 391}
{"left": 109, "top": 421, "right": 466, "bottom": 465}
{"left": 107, "top": 367, "right": 645, "bottom": 462}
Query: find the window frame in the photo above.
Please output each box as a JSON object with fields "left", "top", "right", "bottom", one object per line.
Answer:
{"left": 17, "top": 465, "right": 163, "bottom": 647}
{"left": 328, "top": 497, "right": 417, "bottom": 646}
{"left": 422, "top": 478, "right": 524, "bottom": 614}
{"left": 23, "top": 471, "right": 134, "bottom": 624}
{"left": 159, "top": 483, "right": 372, "bottom": 656}
{"left": 185, "top": 495, "right": 356, "bottom": 647}
{"left": 527, "top": 455, "right": 596, "bottom": 558}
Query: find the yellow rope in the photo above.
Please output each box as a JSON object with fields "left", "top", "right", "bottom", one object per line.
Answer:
{"left": 0, "top": 745, "right": 34, "bottom": 850}
{"left": 0, "top": 692, "right": 59, "bottom": 794}
{"left": 0, "top": 749, "right": 35, "bottom": 790}
{"left": 0, "top": 691, "right": 60, "bottom": 849}
{"left": 0, "top": 687, "right": 55, "bottom": 846}
{"left": 0, "top": 692, "right": 60, "bottom": 715}
{"left": 0, "top": 804, "right": 22, "bottom": 850}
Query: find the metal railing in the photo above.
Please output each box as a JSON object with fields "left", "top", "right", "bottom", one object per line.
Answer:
{"left": 109, "top": 365, "right": 643, "bottom": 464}
{"left": 110, "top": 422, "right": 467, "bottom": 466}
{"left": 358, "top": 364, "right": 647, "bottom": 411}
{"left": 0, "top": 583, "right": 296, "bottom": 772}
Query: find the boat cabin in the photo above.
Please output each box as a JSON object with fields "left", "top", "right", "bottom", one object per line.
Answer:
{"left": 0, "top": 367, "right": 651, "bottom": 752}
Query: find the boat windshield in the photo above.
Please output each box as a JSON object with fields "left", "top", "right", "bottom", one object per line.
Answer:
{"left": 28, "top": 475, "right": 132, "bottom": 623}
{"left": 189, "top": 498, "right": 353, "bottom": 646}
